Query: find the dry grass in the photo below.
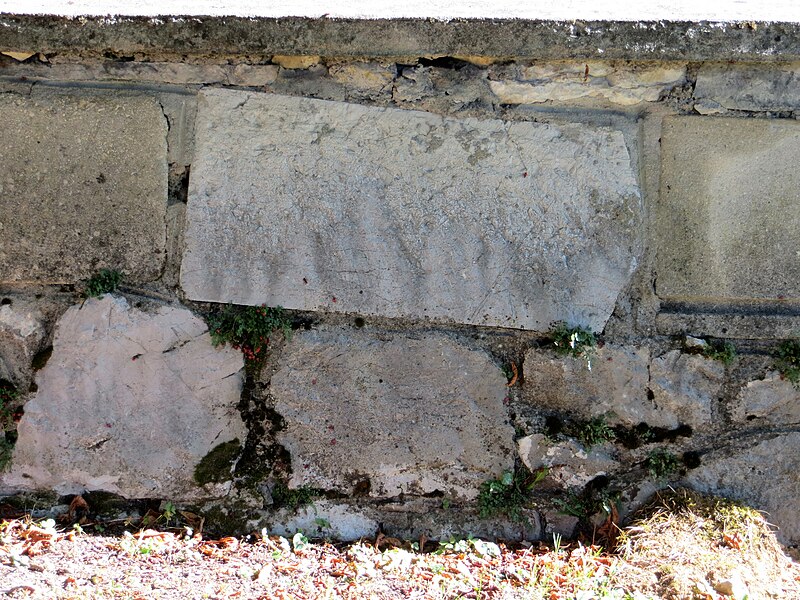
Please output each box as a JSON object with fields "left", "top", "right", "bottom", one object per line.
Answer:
{"left": 612, "top": 488, "right": 800, "bottom": 599}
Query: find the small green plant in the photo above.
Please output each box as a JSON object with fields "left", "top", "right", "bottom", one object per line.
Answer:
{"left": 644, "top": 448, "right": 681, "bottom": 480}
{"left": 477, "top": 467, "right": 547, "bottom": 523}
{"left": 555, "top": 487, "right": 620, "bottom": 521}
{"left": 775, "top": 339, "right": 800, "bottom": 388}
{"left": 85, "top": 269, "right": 122, "bottom": 298}
{"left": 701, "top": 340, "right": 737, "bottom": 366}
{"left": 576, "top": 416, "right": 616, "bottom": 449}
{"left": 159, "top": 501, "right": 177, "bottom": 525}
{"left": 550, "top": 321, "right": 598, "bottom": 369}
{"left": 208, "top": 303, "right": 291, "bottom": 367}
{"left": 271, "top": 483, "right": 319, "bottom": 511}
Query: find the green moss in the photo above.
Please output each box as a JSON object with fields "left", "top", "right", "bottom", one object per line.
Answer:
{"left": 701, "top": 340, "right": 737, "bottom": 365}
{"left": 201, "top": 505, "right": 251, "bottom": 537}
{"left": 271, "top": 482, "right": 320, "bottom": 510}
{"left": 194, "top": 439, "right": 241, "bottom": 486}
{"left": 644, "top": 448, "right": 681, "bottom": 480}
{"left": 208, "top": 303, "right": 292, "bottom": 369}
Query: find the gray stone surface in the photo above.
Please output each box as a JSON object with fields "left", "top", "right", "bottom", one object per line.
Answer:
{"left": 656, "top": 116, "right": 800, "bottom": 304}
{"left": 2, "top": 295, "right": 245, "bottom": 501}
{"left": 732, "top": 371, "right": 800, "bottom": 425}
{"left": 263, "top": 501, "right": 378, "bottom": 541}
{"left": 649, "top": 351, "right": 724, "bottom": 430}
{"left": 686, "top": 433, "right": 800, "bottom": 544}
{"left": 695, "top": 63, "right": 800, "bottom": 112}
{"left": 182, "top": 89, "right": 641, "bottom": 331}
{"left": 523, "top": 345, "right": 682, "bottom": 428}
{"left": 490, "top": 61, "right": 685, "bottom": 106}
{"left": 517, "top": 433, "right": 618, "bottom": 489}
{"left": 656, "top": 309, "right": 800, "bottom": 340}
{"left": 0, "top": 92, "right": 167, "bottom": 283}
{"left": 0, "top": 298, "right": 47, "bottom": 389}
{"left": 271, "top": 328, "right": 514, "bottom": 500}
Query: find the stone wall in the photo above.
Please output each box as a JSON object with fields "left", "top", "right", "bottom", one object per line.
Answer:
{"left": 1, "top": 15, "right": 800, "bottom": 545}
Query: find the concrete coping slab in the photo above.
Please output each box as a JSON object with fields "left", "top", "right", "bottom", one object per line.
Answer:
{"left": 1, "top": 1, "right": 800, "bottom": 61}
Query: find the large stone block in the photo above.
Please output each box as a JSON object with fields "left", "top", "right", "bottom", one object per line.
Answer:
{"left": 271, "top": 328, "right": 515, "bottom": 500}
{"left": 2, "top": 295, "right": 245, "bottom": 501}
{"left": 656, "top": 116, "right": 800, "bottom": 304}
{"left": 0, "top": 92, "right": 167, "bottom": 283}
{"left": 181, "top": 89, "right": 641, "bottom": 331}
{"left": 686, "top": 433, "right": 800, "bottom": 544}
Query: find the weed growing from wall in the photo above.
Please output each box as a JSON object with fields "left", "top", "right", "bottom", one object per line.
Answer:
{"left": 85, "top": 269, "right": 123, "bottom": 298}
{"left": 575, "top": 416, "right": 616, "bottom": 449}
{"left": 477, "top": 467, "right": 547, "bottom": 523}
{"left": 700, "top": 340, "right": 737, "bottom": 366}
{"left": 549, "top": 321, "right": 597, "bottom": 369}
{"left": 208, "top": 304, "right": 291, "bottom": 368}
{"left": 645, "top": 448, "right": 681, "bottom": 480}
{"left": 775, "top": 339, "right": 800, "bottom": 387}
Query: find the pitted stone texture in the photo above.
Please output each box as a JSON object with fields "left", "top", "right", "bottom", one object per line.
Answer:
{"left": 649, "top": 351, "right": 724, "bottom": 430}
{"left": 686, "top": 433, "right": 800, "bottom": 544}
{"left": 732, "top": 372, "right": 800, "bottom": 425}
{"left": 490, "top": 61, "right": 685, "bottom": 106}
{"left": 272, "top": 329, "right": 514, "bottom": 500}
{"left": 265, "top": 501, "right": 378, "bottom": 541}
{"left": 695, "top": 63, "right": 800, "bottom": 112}
{"left": 523, "top": 345, "right": 682, "bottom": 427}
{"left": 657, "top": 116, "right": 800, "bottom": 304}
{"left": 517, "top": 434, "right": 618, "bottom": 489}
{"left": 2, "top": 295, "right": 245, "bottom": 501}
{"left": 0, "top": 92, "right": 167, "bottom": 284}
{"left": 182, "top": 89, "right": 641, "bottom": 331}
{"left": 0, "top": 299, "right": 47, "bottom": 389}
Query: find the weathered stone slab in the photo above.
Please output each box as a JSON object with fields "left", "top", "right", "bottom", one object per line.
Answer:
{"left": 686, "top": 433, "right": 800, "bottom": 544}
{"left": 695, "top": 63, "right": 800, "bottom": 112}
{"left": 0, "top": 92, "right": 167, "bottom": 283}
{"left": 523, "top": 345, "right": 679, "bottom": 427}
{"left": 271, "top": 329, "right": 514, "bottom": 499}
{"left": 649, "top": 351, "right": 724, "bottom": 430}
{"left": 656, "top": 116, "right": 800, "bottom": 304}
{"left": 182, "top": 89, "right": 641, "bottom": 331}
{"left": 490, "top": 61, "right": 685, "bottom": 106}
{"left": 2, "top": 295, "right": 245, "bottom": 501}
{"left": 732, "top": 371, "right": 800, "bottom": 425}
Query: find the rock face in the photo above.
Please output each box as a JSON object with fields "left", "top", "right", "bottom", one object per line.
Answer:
{"left": 0, "top": 299, "right": 47, "bottom": 389}
{"left": 2, "top": 295, "right": 245, "bottom": 501}
{"left": 523, "top": 345, "right": 663, "bottom": 427}
{"left": 0, "top": 92, "right": 167, "bottom": 283}
{"left": 517, "top": 434, "right": 618, "bottom": 489}
{"left": 182, "top": 89, "right": 641, "bottom": 332}
{"left": 649, "top": 351, "right": 724, "bottom": 430}
{"left": 656, "top": 116, "right": 800, "bottom": 305}
{"left": 271, "top": 329, "right": 515, "bottom": 499}
{"left": 686, "top": 433, "right": 800, "bottom": 544}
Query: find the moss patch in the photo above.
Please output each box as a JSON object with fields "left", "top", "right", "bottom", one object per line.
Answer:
{"left": 194, "top": 439, "right": 242, "bottom": 486}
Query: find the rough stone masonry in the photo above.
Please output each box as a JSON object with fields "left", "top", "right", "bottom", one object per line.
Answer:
{"left": 1, "top": 9, "right": 800, "bottom": 545}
